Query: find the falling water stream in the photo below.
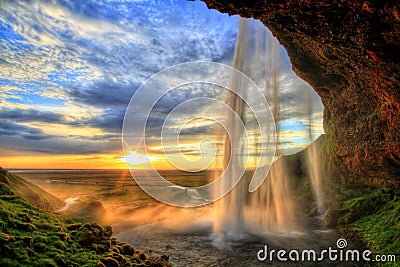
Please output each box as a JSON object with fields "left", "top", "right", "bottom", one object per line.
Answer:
{"left": 306, "top": 91, "right": 329, "bottom": 215}
{"left": 212, "top": 18, "right": 250, "bottom": 248}
{"left": 212, "top": 18, "right": 299, "bottom": 246}
{"left": 113, "top": 18, "right": 360, "bottom": 266}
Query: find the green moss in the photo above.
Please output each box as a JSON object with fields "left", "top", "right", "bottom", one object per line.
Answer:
{"left": 325, "top": 119, "right": 338, "bottom": 160}
{"left": 338, "top": 187, "right": 400, "bottom": 264}
{"left": 0, "top": 182, "right": 171, "bottom": 267}
{"left": 358, "top": 107, "right": 384, "bottom": 122}
{"left": 0, "top": 182, "right": 14, "bottom": 195}
{"left": 339, "top": 188, "right": 396, "bottom": 224}
{"left": 32, "top": 258, "right": 58, "bottom": 267}
{"left": 351, "top": 196, "right": 399, "bottom": 253}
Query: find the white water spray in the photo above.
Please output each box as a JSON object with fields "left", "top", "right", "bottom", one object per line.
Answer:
{"left": 212, "top": 19, "right": 299, "bottom": 247}
{"left": 246, "top": 26, "right": 298, "bottom": 234}
{"left": 212, "top": 19, "right": 250, "bottom": 247}
{"left": 306, "top": 91, "right": 328, "bottom": 215}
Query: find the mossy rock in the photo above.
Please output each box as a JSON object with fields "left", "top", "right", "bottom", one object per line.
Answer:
{"left": 145, "top": 256, "right": 170, "bottom": 267}
{"left": 92, "top": 243, "right": 110, "bottom": 254}
{"left": 100, "top": 256, "right": 119, "bottom": 267}
{"left": 18, "top": 212, "right": 33, "bottom": 223}
{"left": 67, "top": 223, "right": 83, "bottom": 231}
{"left": 119, "top": 242, "right": 135, "bottom": 256}
{"left": 33, "top": 258, "right": 58, "bottom": 267}
{"left": 109, "top": 251, "right": 127, "bottom": 262}
{"left": 33, "top": 242, "right": 48, "bottom": 253}
{"left": 0, "top": 232, "right": 15, "bottom": 242}
{"left": 338, "top": 187, "right": 400, "bottom": 257}
{"left": 75, "top": 223, "right": 111, "bottom": 248}
{"left": 53, "top": 240, "right": 66, "bottom": 249}
{"left": 135, "top": 250, "right": 148, "bottom": 261}
{"left": 147, "top": 255, "right": 170, "bottom": 267}
{"left": 54, "top": 254, "right": 67, "bottom": 267}
{"left": 0, "top": 173, "right": 10, "bottom": 184}
{"left": 0, "top": 167, "right": 170, "bottom": 267}
{"left": 0, "top": 182, "right": 14, "bottom": 195}
{"left": 15, "top": 222, "right": 37, "bottom": 232}
{"left": 339, "top": 187, "right": 397, "bottom": 224}
{"left": 21, "top": 236, "right": 33, "bottom": 247}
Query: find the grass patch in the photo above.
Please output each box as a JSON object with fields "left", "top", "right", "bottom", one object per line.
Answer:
{"left": 0, "top": 167, "right": 64, "bottom": 210}
{"left": 337, "top": 187, "right": 399, "bottom": 265}
{"left": 0, "top": 182, "right": 170, "bottom": 267}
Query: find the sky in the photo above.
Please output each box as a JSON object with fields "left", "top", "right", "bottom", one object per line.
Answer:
{"left": 0, "top": 0, "right": 323, "bottom": 170}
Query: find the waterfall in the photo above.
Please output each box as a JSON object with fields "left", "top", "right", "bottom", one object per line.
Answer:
{"left": 212, "top": 19, "right": 299, "bottom": 248}
{"left": 306, "top": 91, "right": 328, "bottom": 215}
{"left": 246, "top": 158, "right": 297, "bottom": 233}
{"left": 246, "top": 26, "right": 298, "bottom": 234}
{"left": 212, "top": 18, "right": 250, "bottom": 248}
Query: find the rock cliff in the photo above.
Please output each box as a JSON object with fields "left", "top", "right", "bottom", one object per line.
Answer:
{"left": 202, "top": 0, "right": 400, "bottom": 187}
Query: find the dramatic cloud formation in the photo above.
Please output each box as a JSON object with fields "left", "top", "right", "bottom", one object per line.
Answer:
{"left": 0, "top": 0, "right": 323, "bottom": 169}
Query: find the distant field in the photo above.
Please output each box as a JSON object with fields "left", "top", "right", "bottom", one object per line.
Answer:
{"left": 16, "top": 169, "right": 211, "bottom": 195}
{"left": 15, "top": 170, "right": 139, "bottom": 200}
{"left": 14, "top": 169, "right": 213, "bottom": 225}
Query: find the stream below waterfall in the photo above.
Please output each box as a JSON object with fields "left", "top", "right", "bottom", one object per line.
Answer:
{"left": 114, "top": 208, "right": 362, "bottom": 267}
{"left": 133, "top": 18, "right": 346, "bottom": 267}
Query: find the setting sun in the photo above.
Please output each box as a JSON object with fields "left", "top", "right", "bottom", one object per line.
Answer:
{"left": 120, "top": 151, "right": 152, "bottom": 164}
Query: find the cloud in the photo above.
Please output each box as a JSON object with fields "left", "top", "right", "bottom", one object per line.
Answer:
{"left": 0, "top": 108, "right": 65, "bottom": 123}
{"left": 0, "top": 120, "right": 53, "bottom": 140}
{"left": 20, "top": 134, "right": 52, "bottom": 141}
{"left": 0, "top": 0, "right": 324, "bottom": 164}
{"left": 69, "top": 79, "right": 138, "bottom": 107}
{"left": 179, "top": 124, "right": 216, "bottom": 136}
{"left": 87, "top": 108, "right": 125, "bottom": 133}
{"left": 0, "top": 134, "right": 119, "bottom": 155}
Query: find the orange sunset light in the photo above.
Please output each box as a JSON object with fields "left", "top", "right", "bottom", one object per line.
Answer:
{"left": 0, "top": 154, "right": 127, "bottom": 170}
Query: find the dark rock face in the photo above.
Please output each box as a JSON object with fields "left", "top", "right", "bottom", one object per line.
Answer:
{"left": 202, "top": 0, "right": 400, "bottom": 187}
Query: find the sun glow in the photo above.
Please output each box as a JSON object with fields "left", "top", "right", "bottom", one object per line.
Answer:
{"left": 120, "top": 151, "right": 150, "bottom": 164}
{"left": 120, "top": 151, "right": 160, "bottom": 169}
{"left": 0, "top": 152, "right": 127, "bottom": 170}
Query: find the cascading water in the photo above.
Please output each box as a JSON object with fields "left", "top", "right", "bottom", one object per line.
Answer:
{"left": 212, "top": 18, "right": 250, "bottom": 248}
{"left": 212, "top": 19, "right": 299, "bottom": 247}
{"left": 116, "top": 18, "right": 335, "bottom": 267}
{"left": 306, "top": 92, "right": 328, "bottom": 215}
{"left": 246, "top": 24, "right": 298, "bottom": 234}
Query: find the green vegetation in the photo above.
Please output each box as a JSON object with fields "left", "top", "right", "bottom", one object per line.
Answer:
{"left": 336, "top": 187, "right": 400, "bottom": 265}
{"left": 0, "top": 170, "right": 170, "bottom": 267}
{"left": 0, "top": 167, "right": 64, "bottom": 210}
{"left": 324, "top": 119, "right": 339, "bottom": 160}
{"left": 357, "top": 107, "right": 383, "bottom": 123}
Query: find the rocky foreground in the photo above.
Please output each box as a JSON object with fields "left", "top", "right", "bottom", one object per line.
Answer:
{"left": 0, "top": 168, "right": 170, "bottom": 267}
